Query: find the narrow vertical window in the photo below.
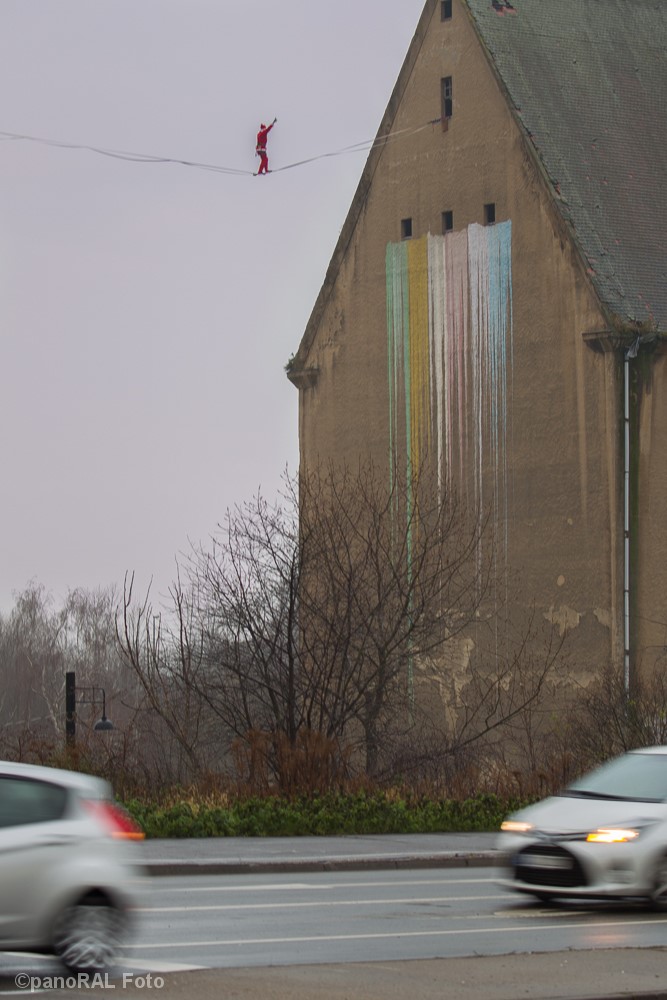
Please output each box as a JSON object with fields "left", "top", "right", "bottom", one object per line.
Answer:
{"left": 484, "top": 202, "right": 496, "bottom": 225}
{"left": 401, "top": 218, "right": 413, "bottom": 240}
{"left": 441, "top": 0, "right": 453, "bottom": 19}
{"left": 442, "top": 210, "right": 453, "bottom": 234}
{"left": 441, "top": 77, "right": 453, "bottom": 120}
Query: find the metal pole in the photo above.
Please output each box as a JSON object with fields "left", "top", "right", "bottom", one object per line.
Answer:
{"left": 65, "top": 671, "right": 76, "bottom": 747}
{"left": 624, "top": 354, "right": 631, "bottom": 694}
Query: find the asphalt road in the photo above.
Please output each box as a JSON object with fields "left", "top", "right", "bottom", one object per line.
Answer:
{"left": 128, "top": 868, "right": 667, "bottom": 968}
{"left": 2, "top": 836, "right": 667, "bottom": 999}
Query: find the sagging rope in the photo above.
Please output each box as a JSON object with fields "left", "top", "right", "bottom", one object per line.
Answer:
{"left": 0, "top": 130, "right": 251, "bottom": 175}
{"left": 0, "top": 119, "right": 446, "bottom": 179}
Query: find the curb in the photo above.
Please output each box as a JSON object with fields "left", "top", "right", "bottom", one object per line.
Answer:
{"left": 145, "top": 850, "right": 498, "bottom": 877}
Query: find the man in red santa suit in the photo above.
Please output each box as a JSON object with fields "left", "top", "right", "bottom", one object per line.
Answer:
{"left": 256, "top": 118, "right": 277, "bottom": 175}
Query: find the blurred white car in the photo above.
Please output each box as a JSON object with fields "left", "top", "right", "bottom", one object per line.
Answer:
{"left": 497, "top": 746, "right": 667, "bottom": 908}
{"left": 0, "top": 760, "right": 144, "bottom": 971}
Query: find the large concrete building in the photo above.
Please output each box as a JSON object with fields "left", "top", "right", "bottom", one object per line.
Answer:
{"left": 287, "top": 0, "right": 667, "bottom": 689}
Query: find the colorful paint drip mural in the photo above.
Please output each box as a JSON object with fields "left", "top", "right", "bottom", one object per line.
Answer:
{"left": 386, "top": 220, "right": 513, "bottom": 553}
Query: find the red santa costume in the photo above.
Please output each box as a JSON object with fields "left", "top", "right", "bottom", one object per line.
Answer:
{"left": 256, "top": 119, "right": 276, "bottom": 174}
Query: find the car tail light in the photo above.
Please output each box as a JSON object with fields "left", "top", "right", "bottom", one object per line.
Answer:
{"left": 83, "top": 799, "right": 145, "bottom": 840}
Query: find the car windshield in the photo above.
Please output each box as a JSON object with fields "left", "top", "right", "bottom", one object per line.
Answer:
{"left": 564, "top": 751, "right": 667, "bottom": 803}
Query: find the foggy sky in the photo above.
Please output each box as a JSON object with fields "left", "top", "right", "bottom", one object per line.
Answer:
{"left": 0, "top": 0, "right": 425, "bottom": 611}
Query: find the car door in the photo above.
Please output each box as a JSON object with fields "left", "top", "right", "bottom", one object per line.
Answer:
{"left": 0, "top": 773, "right": 72, "bottom": 945}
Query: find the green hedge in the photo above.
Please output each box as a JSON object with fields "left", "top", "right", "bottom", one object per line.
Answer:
{"left": 123, "top": 791, "right": 528, "bottom": 839}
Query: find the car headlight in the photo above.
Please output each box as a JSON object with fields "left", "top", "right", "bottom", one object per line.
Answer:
{"left": 500, "top": 820, "right": 534, "bottom": 833}
{"left": 586, "top": 827, "right": 641, "bottom": 843}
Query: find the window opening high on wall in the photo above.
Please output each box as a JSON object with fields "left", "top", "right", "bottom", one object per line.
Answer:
{"left": 441, "top": 77, "right": 453, "bottom": 119}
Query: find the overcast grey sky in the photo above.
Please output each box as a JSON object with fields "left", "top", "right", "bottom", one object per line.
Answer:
{"left": 0, "top": 0, "right": 425, "bottom": 611}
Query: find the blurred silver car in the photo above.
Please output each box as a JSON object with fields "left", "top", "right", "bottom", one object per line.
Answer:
{"left": 0, "top": 760, "right": 144, "bottom": 970}
{"left": 497, "top": 746, "right": 667, "bottom": 908}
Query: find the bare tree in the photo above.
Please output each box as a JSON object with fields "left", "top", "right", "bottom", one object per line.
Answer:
{"left": 112, "top": 465, "right": 569, "bottom": 792}
{"left": 186, "top": 484, "right": 311, "bottom": 783}
{"left": 295, "top": 465, "right": 492, "bottom": 775}
{"left": 183, "top": 465, "right": 536, "bottom": 783}
{"left": 565, "top": 661, "right": 667, "bottom": 772}
{"left": 117, "top": 572, "right": 218, "bottom": 782}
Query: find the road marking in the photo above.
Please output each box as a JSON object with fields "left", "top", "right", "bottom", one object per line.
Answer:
{"left": 0, "top": 991, "right": 49, "bottom": 996}
{"left": 148, "top": 882, "right": 316, "bottom": 894}
{"left": 125, "top": 919, "right": 667, "bottom": 951}
{"left": 147, "top": 876, "right": 495, "bottom": 894}
{"left": 121, "top": 959, "right": 204, "bottom": 972}
{"left": 125, "top": 914, "right": 667, "bottom": 949}
{"left": 151, "top": 872, "right": 497, "bottom": 893}
{"left": 0, "top": 954, "right": 52, "bottom": 962}
{"left": 496, "top": 907, "right": 645, "bottom": 919}
{"left": 137, "top": 894, "right": 501, "bottom": 913}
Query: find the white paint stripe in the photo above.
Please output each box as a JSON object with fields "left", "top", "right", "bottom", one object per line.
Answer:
{"left": 148, "top": 876, "right": 494, "bottom": 894}
{"left": 120, "top": 959, "right": 204, "bottom": 973}
{"left": 149, "top": 882, "right": 315, "bottom": 894}
{"left": 124, "top": 915, "right": 667, "bottom": 950}
{"left": 497, "top": 909, "right": 602, "bottom": 920}
{"left": 0, "top": 953, "right": 53, "bottom": 961}
{"left": 137, "top": 894, "right": 501, "bottom": 913}
{"left": 0, "top": 991, "right": 50, "bottom": 996}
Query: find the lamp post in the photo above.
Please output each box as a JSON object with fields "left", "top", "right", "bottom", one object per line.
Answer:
{"left": 65, "top": 671, "right": 113, "bottom": 747}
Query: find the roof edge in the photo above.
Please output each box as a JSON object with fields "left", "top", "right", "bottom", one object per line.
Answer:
{"left": 287, "top": 0, "right": 438, "bottom": 380}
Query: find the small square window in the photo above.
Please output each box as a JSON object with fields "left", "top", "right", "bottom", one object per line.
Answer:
{"left": 442, "top": 211, "right": 453, "bottom": 233}
{"left": 401, "top": 218, "right": 413, "bottom": 240}
{"left": 441, "top": 77, "right": 453, "bottom": 120}
{"left": 441, "top": 0, "right": 453, "bottom": 19}
{"left": 484, "top": 203, "right": 496, "bottom": 225}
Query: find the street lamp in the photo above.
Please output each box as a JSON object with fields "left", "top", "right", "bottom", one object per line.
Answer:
{"left": 65, "top": 671, "right": 113, "bottom": 746}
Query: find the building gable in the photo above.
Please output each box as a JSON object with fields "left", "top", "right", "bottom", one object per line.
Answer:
{"left": 287, "top": 0, "right": 641, "bottom": 678}
{"left": 289, "top": 0, "right": 667, "bottom": 389}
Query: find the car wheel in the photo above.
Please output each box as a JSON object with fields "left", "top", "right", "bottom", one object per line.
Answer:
{"left": 53, "top": 897, "right": 125, "bottom": 971}
{"left": 650, "top": 853, "right": 667, "bottom": 911}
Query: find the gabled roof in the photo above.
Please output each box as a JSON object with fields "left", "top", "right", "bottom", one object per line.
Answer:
{"left": 289, "top": 0, "right": 666, "bottom": 379}
{"left": 467, "top": 0, "right": 667, "bottom": 331}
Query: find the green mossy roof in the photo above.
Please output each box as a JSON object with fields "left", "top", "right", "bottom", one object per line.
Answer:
{"left": 466, "top": 0, "right": 667, "bottom": 330}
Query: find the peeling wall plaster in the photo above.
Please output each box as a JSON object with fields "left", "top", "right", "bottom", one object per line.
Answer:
{"left": 545, "top": 604, "right": 582, "bottom": 636}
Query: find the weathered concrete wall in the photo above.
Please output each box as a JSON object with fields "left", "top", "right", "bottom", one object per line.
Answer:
{"left": 292, "top": 0, "right": 625, "bottom": 677}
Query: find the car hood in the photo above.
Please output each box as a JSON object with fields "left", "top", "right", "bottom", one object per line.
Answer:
{"left": 507, "top": 794, "right": 667, "bottom": 835}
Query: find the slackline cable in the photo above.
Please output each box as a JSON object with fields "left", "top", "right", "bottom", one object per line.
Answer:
{"left": 0, "top": 120, "right": 444, "bottom": 178}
